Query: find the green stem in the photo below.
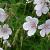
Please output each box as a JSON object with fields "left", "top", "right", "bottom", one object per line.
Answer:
{"left": 12, "top": 27, "right": 21, "bottom": 45}
{"left": 20, "top": 33, "right": 23, "bottom": 50}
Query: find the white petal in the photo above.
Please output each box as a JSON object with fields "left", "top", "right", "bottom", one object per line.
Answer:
{"left": 26, "top": 16, "right": 32, "bottom": 22}
{"left": 3, "top": 34, "right": 9, "bottom": 40}
{"left": 38, "top": 24, "right": 45, "bottom": 29}
{"left": 34, "top": 4, "right": 42, "bottom": 11}
{"left": 27, "top": 29, "right": 36, "bottom": 36}
{"left": 46, "top": 19, "right": 50, "bottom": 25}
{"left": 34, "top": 0, "right": 42, "bottom": 4}
{"left": 34, "top": 0, "right": 39, "bottom": 4}
{"left": 0, "top": 17, "right": 6, "bottom": 23}
{"left": 42, "top": 6, "right": 49, "bottom": 14}
{"left": 36, "top": 10, "right": 42, "bottom": 16}
{"left": 0, "top": 8, "right": 8, "bottom": 22}
{"left": 7, "top": 28, "right": 12, "bottom": 35}
{"left": 26, "top": 16, "right": 38, "bottom": 24}
{"left": 32, "top": 18, "right": 39, "bottom": 24}
{"left": 0, "top": 48, "right": 3, "bottom": 50}
{"left": 40, "top": 30, "right": 45, "bottom": 37}
{"left": 46, "top": 29, "right": 50, "bottom": 35}
{"left": 23, "top": 22, "right": 31, "bottom": 30}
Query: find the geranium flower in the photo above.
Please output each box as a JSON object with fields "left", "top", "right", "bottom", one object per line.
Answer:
{"left": 0, "top": 8, "right": 8, "bottom": 22}
{"left": 38, "top": 19, "right": 50, "bottom": 37}
{"left": 34, "top": 0, "right": 50, "bottom": 16}
{"left": 0, "top": 24, "right": 12, "bottom": 40}
{"left": 23, "top": 16, "right": 38, "bottom": 36}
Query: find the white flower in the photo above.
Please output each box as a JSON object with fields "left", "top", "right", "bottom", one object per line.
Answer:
{"left": 0, "top": 48, "right": 3, "bottom": 50}
{"left": 0, "top": 24, "right": 12, "bottom": 40}
{"left": 38, "top": 19, "right": 50, "bottom": 37}
{"left": 3, "top": 40, "right": 11, "bottom": 47}
{"left": 23, "top": 16, "right": 38, "bottom": 36}
{"left": 0, "top": 8, "right": 8, "bottom": 22}
{"left": 34, "top": 0, "right": 50, "bottom": 16}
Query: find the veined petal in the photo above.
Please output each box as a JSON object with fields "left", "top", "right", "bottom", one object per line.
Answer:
{"left": 42, "top": 6, "right": 49, "bottom": 14}
{"left": 46, "top": 29, "right": 50, "bottom": 35}
{"left": 26, "top": 16, "right": 38, "bottom": 25}
{"left": 0, "top": 15, "right": 7, "bottom": 23}
{"left": 46, "top": 19, "right": 50, "bottom": 25}
{"left": 27, "top": 29, "right": 36, "bottom": 36}
{"left": 45, "top": 19, "right": 50, "bottom": 28}
{"left": 32, "top": 17, "right": 39, "bottom": 24}
{"left": 38, "top": 24, "right": 45, "bottom": 29}
{"left": 40, "top": 30, "right": 45, "bottom": 37}
{"left": 23, "top": 22, "right": 31, "bottom": 30}
{"left": 0, "top": 24, "right": 12, "bottom": 40}
{"left": 0, "top": 8, "right": 8, "bottom": 22}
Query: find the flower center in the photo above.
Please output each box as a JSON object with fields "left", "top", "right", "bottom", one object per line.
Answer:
{"left": 30, "top": 22, "right": 36, "bottom": 28}
{"left": 44, "top": 24, "right": 49, "bottom": 29}
{"left": 1, "top": 28, "right": 8, "bottom": 33}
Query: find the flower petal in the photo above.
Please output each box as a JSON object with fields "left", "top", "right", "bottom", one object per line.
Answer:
{"left": 3, "top": 34, "right": 9, "bottom": 40}
{"left": 32, "top": 17, "right": 39, "bottom": 24}
{"left": 34, "top": 4, "right": 42, "bottom": 11}
{"left": 23, "top": 22, "right": 31, "bottom": 30}
{"left": 26, "top": 16, "right": 32, "bottom": 22}
{"left": 26, "top": 16, "right": 38, "bottom": 24}
{"left": 34, "top": 0, "right": 41, "bottom": 4}
{"left": 46, "top": 19, "right": 50, "bottom": 25}
{"left": 40, "top": 30, "right": 45, "bottom": 37}
{"left": 0, "top": 8, "right": 8, "bottom": 22}
{"left": 27, "top": 29, "right": 36, "bottom": 36}
{"left": 38, "top": 24, "right": 45, "bottom": 29}
{"left": 36, "top": 10, "right": 42, "bottom": 16}
{"left": 0, "top": 48, "right": 3, "bottom": 50}
{"left": 42, "top": 6, "right": 49, "bottom": 14}
{"left": 46, "top": 29, "right": 50, "bottom": 35}
{"left": 45, "top": 19, "right": 50, "bottom": 28}
{"left": 7, "top": 28, "right": 12, "bottom": 35}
